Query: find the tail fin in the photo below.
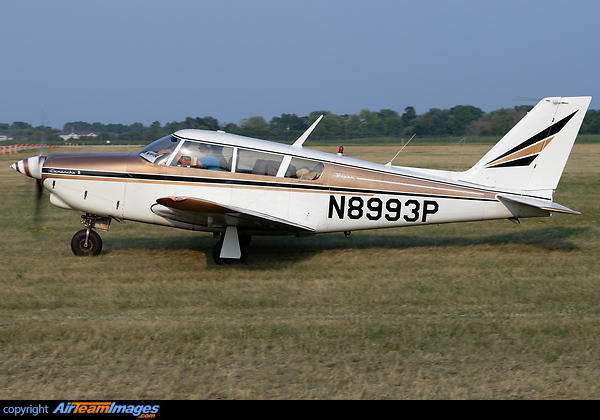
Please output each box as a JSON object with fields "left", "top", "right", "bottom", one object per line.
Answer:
{"left": 459, "top": 96, "right": 591, "bottom": 198}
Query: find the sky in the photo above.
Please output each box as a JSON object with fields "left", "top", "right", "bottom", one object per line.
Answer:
{"left": 1, "top": 0, "right": 599, "bottom": 130}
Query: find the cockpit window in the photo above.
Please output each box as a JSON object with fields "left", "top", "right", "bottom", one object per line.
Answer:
{"left": 139, "top": 135, "right": 179, "bottom": 164}
{"left": 171, "top": 140, "right": 233, "bottom": 171}
{"left": 140, "top": 136, "right": 233, "bottom": 171}
{"left": 284, "top": 157, "right": 324, "bottom": 180}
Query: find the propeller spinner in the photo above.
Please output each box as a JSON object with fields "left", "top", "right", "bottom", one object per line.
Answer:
{"left": 10, "top": 155, "right": 46, "bottom": 180}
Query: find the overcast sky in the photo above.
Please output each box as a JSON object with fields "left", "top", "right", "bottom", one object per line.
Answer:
{"left": 2, "top": 0, "right": 598, "bottom": 129}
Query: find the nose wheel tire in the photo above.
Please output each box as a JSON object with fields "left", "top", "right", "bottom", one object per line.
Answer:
{"left": 71, "top": 229, "right": 103, "bottom": 256}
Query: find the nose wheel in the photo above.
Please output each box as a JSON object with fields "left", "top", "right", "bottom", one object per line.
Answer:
{"left": 70, "top": 214, "right": 109, "bottom": 256}
{"left": 71, "top": 229, "right": 103, "bottom": 256}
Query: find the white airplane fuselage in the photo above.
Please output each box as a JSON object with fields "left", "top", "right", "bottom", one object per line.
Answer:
{"left": 40, "top": 135, "right": 546, "bottom": 237}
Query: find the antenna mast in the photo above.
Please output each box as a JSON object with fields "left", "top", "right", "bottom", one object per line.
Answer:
{"left": 385, "top": 134, "right": 416, "bottom": 167}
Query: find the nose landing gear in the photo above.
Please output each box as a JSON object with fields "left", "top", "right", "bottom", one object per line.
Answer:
{"left": 71, "top": 229, "right": 102, "bottom": 256}
{"left": 70, "top": 214, "right": 111, "bottom": 256}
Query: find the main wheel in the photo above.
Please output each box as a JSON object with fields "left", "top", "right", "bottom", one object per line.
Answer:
{"left": 71, "top": 229, "right": 103, "bottom": 256}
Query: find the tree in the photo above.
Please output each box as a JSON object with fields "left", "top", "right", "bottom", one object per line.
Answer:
{"left": 344, "top": 114, "right": 361, "bottom": 138}
{"left": 149, "top": 121, "right": 162, "bottom": 139}
{"left": 129, "top": 122, "right": 145, "bottom": 133}
{"left": 307, "top": 111, "right": 344, "bottom": 138}
{"left": 358, "top": 109, "right": 382, "bottom": 137}
{"left": 401, "top": 107, "right": 417, "bottom": 127}
{"left": 201, "top": 116, "right": 220, "bottom": 131}
{"left": 378, "top": 109, "right": 402, "bottom": 137}
{"left": 466, "top": 106, "right": 529, "bottom": 137}
{"left": 240, "top": 116, "right": 269, "bottom": 138}
{"left": 404, "top": 105, "right": 484, "bottom": 137}
{"left": 582, "top": 109, "right": 600, "bottom": 134}
{"left": 269, "top": 113, "right": 306, "bottom": 137}
{"left": 11, "top": 121, "right": 32, "bottom": 130}
{"left": 105, "top": 123, "right": 129, "bottom": 134}
{"left": 270, "top": 113, "right": 306, "bottom": 130}
{"left": 223, "top": 122, "right": 241, "bottom": 134}
{"left": 448, "top": 105, "right": 484, "bottom": 135}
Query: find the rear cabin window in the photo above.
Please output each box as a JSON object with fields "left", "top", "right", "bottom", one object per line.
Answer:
{"left": 284, "top": 157, "right": 324, "bottom": 180}
{"left": 236, "top": 149, "right": 284, "bottom": 176}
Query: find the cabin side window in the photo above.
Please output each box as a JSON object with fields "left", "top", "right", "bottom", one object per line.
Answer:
{"left": 171, "top": 140, "right": 233, "bottom": 171}
{"left": 236, "top": 149, "right": 283, "bottom": 176}
{"left": 284, "top": 157, "right": 324, "bottom": 180}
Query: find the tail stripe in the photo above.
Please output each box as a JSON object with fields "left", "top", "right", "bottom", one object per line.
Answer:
{"left": 485, "top": 110, "right": 578, "bottom": 167}
{"left": 489, "top": 155, "right": 538, "bottom": 168}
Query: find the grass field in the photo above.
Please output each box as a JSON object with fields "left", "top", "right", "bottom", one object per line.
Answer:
{"left": 0, "top": 142, "right": 599, "bottom": 399}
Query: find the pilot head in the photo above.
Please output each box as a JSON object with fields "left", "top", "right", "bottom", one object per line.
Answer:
{"left": 198, "top": 144, "right": 222, "bottom": 155}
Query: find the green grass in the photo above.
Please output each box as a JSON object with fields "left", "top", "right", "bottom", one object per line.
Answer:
{"left": 0, "top": 143, "right": 599, "bottom": 399}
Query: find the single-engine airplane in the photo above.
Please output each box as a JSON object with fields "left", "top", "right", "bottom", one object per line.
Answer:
{"left": 11, "top": 96, "right": 591, "bottom": 264}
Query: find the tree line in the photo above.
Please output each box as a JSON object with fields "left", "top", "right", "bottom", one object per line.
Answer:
{"left": 2, "top": 104, "right": 600, "bottom": 144}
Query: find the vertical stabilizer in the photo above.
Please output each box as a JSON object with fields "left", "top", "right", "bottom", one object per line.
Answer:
{"left": 459, "top": 96, "right": 591, "bottom": 198}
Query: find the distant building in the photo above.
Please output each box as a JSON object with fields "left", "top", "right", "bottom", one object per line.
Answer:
{"left": 58, "top": 129, "right": 99, "bottom": 141}
{"left": 0, "top": 133, "right": 13, "bottom": 141}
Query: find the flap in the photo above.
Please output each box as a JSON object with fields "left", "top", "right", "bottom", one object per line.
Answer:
{"left": 154, "top": 196, "right": 315, "bottom": 233}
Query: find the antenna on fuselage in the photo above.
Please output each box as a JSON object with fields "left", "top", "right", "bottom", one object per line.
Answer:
{"left": 292, "top": 115, "right": 324, "bottom": 148}
{"left": 385, "top": 133, "right": 416, "bottom": 167}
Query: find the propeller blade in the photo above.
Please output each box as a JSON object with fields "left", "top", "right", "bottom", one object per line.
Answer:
{"left": 33, "top": 178, "right": 44, "bottom": 228}
{"left": 11, "top": 155, "right": 47, "bottom": 229}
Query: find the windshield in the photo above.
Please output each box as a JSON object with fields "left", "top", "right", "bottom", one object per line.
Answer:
{"left": 139, "top": 135, "right": 180, "bottom": 164}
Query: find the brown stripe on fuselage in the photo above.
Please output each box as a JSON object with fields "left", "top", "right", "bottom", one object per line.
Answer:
{"left": 42, "top": 151, "right": 495, "bottom": 201}
{"left": 327, "top": 166, "right": 495, "bottom": 200}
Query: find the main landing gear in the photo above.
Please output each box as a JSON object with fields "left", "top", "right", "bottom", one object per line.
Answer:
{"left": 70, "top": 214, "right": 111, "bottom": 256}
{"left": 212, "top": 226, "right": 250, "bottom": 265}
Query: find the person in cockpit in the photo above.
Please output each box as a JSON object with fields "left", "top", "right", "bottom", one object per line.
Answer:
{"left": 178, "top": 144, "right": 225, "bottom": 170}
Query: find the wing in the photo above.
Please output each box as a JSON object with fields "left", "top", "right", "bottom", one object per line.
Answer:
{"left": 151, "top": 196, "right": 315, "bottom": 234}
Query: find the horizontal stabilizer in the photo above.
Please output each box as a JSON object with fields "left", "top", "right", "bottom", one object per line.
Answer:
{"left": 497, "top": 194, "right": 580, "bottom": 215}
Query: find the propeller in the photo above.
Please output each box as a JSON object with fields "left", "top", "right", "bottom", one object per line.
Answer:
{"left": 10, "top": 112, "right": 53, "bottom": 229}
{"left": 34, "top": 130, "right": 47, "bottom": 227}
{"left": 34, "top": 177, "right": 44, "bottom": 227}
{"left": 11, "top": 154, "right": 47, "bottom": 229}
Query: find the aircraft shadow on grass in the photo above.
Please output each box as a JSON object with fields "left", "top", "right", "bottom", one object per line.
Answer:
{"left": 107, "top": 225, "right": 587, "bottom": 267}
